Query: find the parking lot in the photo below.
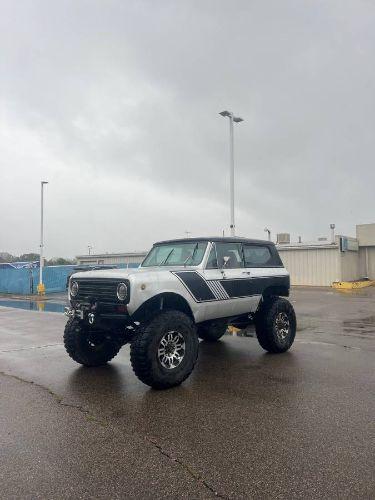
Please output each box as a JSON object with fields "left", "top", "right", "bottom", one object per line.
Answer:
{"left": 0, "top": 287, "right": 374, "bottom": 499}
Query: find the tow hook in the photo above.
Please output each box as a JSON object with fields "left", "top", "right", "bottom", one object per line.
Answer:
{"left": 64, "top": 307, "right": 75, "bottom": 318}
{"left": 88, "top": 313, "right": 95, "bottom": 325}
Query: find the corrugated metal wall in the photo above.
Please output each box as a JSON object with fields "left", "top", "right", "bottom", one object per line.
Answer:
{"left": 78, "top": 254, "right": 147, "bottom": 265}
{"left": 339, "top": 250, "right": 360, "bottom": 281}
{"left": 278, "top": 247, "right": 340, "bottom": 286}
{"left": 359, "top": 247, "right": 375, "bottom": 279}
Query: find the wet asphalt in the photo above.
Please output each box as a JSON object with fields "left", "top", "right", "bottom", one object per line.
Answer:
{"left": 0, "top": 287, "right": 374, "bottom": 499}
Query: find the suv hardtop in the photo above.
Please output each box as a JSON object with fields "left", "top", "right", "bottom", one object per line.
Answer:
{"left": 64, "top": 237, "right": 296, "bottom": 389}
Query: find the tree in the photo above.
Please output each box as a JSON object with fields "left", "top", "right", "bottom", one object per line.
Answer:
{"left": 19, "top": 253, "right": 40, "bottom": 262}
{"left": 47, "top": 257, "right": 76, "bottom": 266}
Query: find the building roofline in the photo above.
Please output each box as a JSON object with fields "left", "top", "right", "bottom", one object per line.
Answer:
{"left": 154, "top": 236, "right": 275, "bottom": 246}
{"left": 76, "top": 252, "right": 148, "bottom": 259}
{"left": 276, "top": 243, "right": 339, "bottom": 250}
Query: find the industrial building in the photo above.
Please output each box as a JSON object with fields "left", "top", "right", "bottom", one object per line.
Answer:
{"left": 75, "top": 224, "right": 375, "bottom": 287}
{"left": 277, "top": 223, "right": 375, "bottom": 286}
{"left": 76, "top": 251, "right": 148, "bottom": 267}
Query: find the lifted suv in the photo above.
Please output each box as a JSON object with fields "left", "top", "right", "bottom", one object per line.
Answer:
{"left": 64, "top": 237, "right": 296, "bottom": 389}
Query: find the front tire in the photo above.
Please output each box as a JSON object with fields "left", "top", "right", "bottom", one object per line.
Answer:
{"left": 255, "top": 297, "right": 296, "bottom": 353}
{"left": 64, "top": 318, "right": 122, "bottom": 367}
{"left": 130, "top": 310, "right": 199, "bottom": 389}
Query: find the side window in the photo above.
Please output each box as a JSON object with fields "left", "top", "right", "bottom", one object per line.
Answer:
{"left": 243, "top": 245, "right": 272, "bottom": 267}
{"left": 215, "top": 242, "right": 244, "bottom": 269}
{"left": 206, "top": 245, "right": 218, "bottom": 269}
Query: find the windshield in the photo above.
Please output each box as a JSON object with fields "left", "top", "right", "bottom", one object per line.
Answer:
{"left": 142, "top": 242, "right": 208, "bottom": 267}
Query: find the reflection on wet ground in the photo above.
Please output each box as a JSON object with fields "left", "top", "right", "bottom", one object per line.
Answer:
{"left": 1, "top": 286, "right": 375, "bottom": 498}
{"left": 342, "top": 315, "right": 375, "bottom": 337}
{"left": 0, "top": 299, "right": 65, "bottom": 313}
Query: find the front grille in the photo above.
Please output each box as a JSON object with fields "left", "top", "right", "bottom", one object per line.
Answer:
{"left": 74, "top": 279, "right": 124, "bottom": 304}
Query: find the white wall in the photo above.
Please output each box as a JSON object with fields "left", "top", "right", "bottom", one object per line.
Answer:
{"left": 339, "top": 250, "right": 360, "bottom": 282}
{"left": 278, "top": 247, "right": 341, "bottom": 286}
{"left": 356, "top": 224, "right": 375, "bottom": 246}
{"left": 359, "top": 247, "right": 375, "bottom": 279}
{"left": 77, "top": 253, "right": 147, "bottom": 265}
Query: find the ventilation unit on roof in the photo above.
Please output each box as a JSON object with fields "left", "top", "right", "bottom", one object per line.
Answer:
{"left": 276, "top": 233, "right": 290, "bottom": 244}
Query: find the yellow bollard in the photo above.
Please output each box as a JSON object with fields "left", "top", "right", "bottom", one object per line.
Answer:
{"left": 37, "top": 283, "right": 46, "bottom": 295}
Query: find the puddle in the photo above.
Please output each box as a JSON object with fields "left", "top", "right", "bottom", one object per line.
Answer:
{"left": 0, "top": 299, "right": 65, "bottom": 313}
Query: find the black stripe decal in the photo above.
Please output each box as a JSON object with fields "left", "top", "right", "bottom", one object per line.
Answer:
{"left": 173, "top": 271, "right": 215, "bottom": 301}
{"left": 173, "top": 272, "right": 289, "bottom": 303}
{"left": 220, "top": 275, "right": 289, "bottom": 299}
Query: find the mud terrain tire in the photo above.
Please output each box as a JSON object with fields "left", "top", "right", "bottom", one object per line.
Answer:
{"left": 255, "top": 297, "right": 296, "bottom": 353}
{"left": 130, "top": 310, "right": 199, "bottom": 389}
{"left": 64, "top": 318, "right": 122, "bottom": 366}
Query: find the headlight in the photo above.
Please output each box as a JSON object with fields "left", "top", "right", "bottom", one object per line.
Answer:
{"left": 70, "top": 281, "right": 79, "bottom": 297}
{"left": 117, "top": 282, "right": 128, "bottom": 301}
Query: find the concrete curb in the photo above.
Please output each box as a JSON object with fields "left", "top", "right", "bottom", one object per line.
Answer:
{"left": 332, "top": 280, "right": 375, "bottom": 290}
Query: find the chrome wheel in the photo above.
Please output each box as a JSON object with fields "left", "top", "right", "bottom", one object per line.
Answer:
{"left": 275, "top": 312, "right": 290, "bottom": 341}
{"left": 157, "top": 331, "right": 186, "bottom": 370}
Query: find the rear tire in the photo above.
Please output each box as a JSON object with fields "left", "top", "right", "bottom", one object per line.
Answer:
{"left": 130, "top": 310, "right": 199, "bottom": 389}
{"left": 197, "top": 319, "right": 228, "bottom": 342}
{"left": 255, "top": 297, "right": 296, "bottom": 353}
{"left": 64, "top": 318, "right": 122, "bottom": 367}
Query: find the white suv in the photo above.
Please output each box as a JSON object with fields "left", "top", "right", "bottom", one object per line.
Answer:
{"left": 64, "top": 237, "right": 296, "bottom": 389}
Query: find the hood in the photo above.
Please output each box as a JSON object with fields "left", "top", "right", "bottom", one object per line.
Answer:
{"left": 71, "top": 265, "right": 202, "bottom": 280}
{"left": 71, "top": 267, "right": 143, "bottom": 280}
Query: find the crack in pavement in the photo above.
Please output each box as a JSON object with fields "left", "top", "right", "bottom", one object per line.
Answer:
{"left": 0, "top": 343, "right": 63, "bottom": 353}
{"left": 0, "top": 370, "right": 228, "bottom": 499}
{"left": 0, "top": 370, "right": 107, "bottom": 426}
{"left": 145, "top": 435, "right": 229, "bottom": 499}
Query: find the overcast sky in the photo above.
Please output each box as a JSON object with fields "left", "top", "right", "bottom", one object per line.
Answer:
{"left": 1, "top": 0, "right": 375, "bottom": 258}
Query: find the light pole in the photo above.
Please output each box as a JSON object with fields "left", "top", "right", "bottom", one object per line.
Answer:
{"left": 88, "top": 245, "right": 92, "bottom": 255}
{"left": 38, "top": 181, "right": 48, "bottom": 295}
{"left": 264, "top": 227, "right": 271, "bottom": 241}
{"left": 219, "top": 110, "right": 243, "bottom": 236}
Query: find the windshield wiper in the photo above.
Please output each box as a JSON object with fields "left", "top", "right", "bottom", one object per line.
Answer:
{"left": 160, "top": 248, "right": 174, "bottom": 266}
{"left": 184, "top": 243, "right": 199, "bottom": 267}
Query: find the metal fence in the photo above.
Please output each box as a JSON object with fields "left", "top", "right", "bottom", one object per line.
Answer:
{"left": 0, "top": 265, "right": 75, "bottom": 294}
{"left": 0, "top": 263, "right": 140, "bottom": 295}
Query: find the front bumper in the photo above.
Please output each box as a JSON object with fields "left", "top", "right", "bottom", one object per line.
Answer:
{"left": 65, "top": 302, "right": 130, "bottom": 324}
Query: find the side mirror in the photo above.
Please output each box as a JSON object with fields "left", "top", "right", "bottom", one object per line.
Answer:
{"left": 222, "top": 256, "right": 230, "bottom": 268}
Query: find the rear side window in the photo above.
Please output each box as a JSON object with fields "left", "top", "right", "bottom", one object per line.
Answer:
{"left": 243, "top": 245, "right": 274, "bottom": 267}
{"left": 215, "top": 242, "right": 244, "bottom": 268}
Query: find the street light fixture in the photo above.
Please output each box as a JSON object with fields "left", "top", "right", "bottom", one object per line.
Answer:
{"left": 38, "top": 181, "right": 48, "bottom": 295}
{"left": 219, "top": 110, "right": 244, "bottom": 236}
{"left": 264, "top": 227, "right": 271, "bottom": 241}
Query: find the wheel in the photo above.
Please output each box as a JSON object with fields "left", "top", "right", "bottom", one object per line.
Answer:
{"left": 130, "top": 310, "right": 199, "bottom": 389}
{"left": 255, "top": 297, "right": 296, "bottom": 353}
{"left": 64, "top": 318, "right": 122, "bottom": 367}
{"left": 197, "top": 319, "right": 228, "bottom": 342}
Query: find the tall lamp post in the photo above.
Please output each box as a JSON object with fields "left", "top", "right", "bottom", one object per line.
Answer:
{"left": 38, "top": 181, "right": 48, "bottom": 295}
{"left": 219, "top": 110, "right": 243, "bottom": 236}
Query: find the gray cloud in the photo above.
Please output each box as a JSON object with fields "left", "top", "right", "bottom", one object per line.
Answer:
{"left": 1, "top": 0, "right": 375, "bottom": 257}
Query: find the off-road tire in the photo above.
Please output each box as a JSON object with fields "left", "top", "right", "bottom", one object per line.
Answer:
{"left": 255, "top": 297, "right": 296, "bottom": 353}
{"left": 130, "top": 310, "right": 199, "bottom": 389}
{"left": 197, "top": 319, "right": 228, "bottom": 342}
{"left": 64, "top": 318, "right": 122, "bottom": 367}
